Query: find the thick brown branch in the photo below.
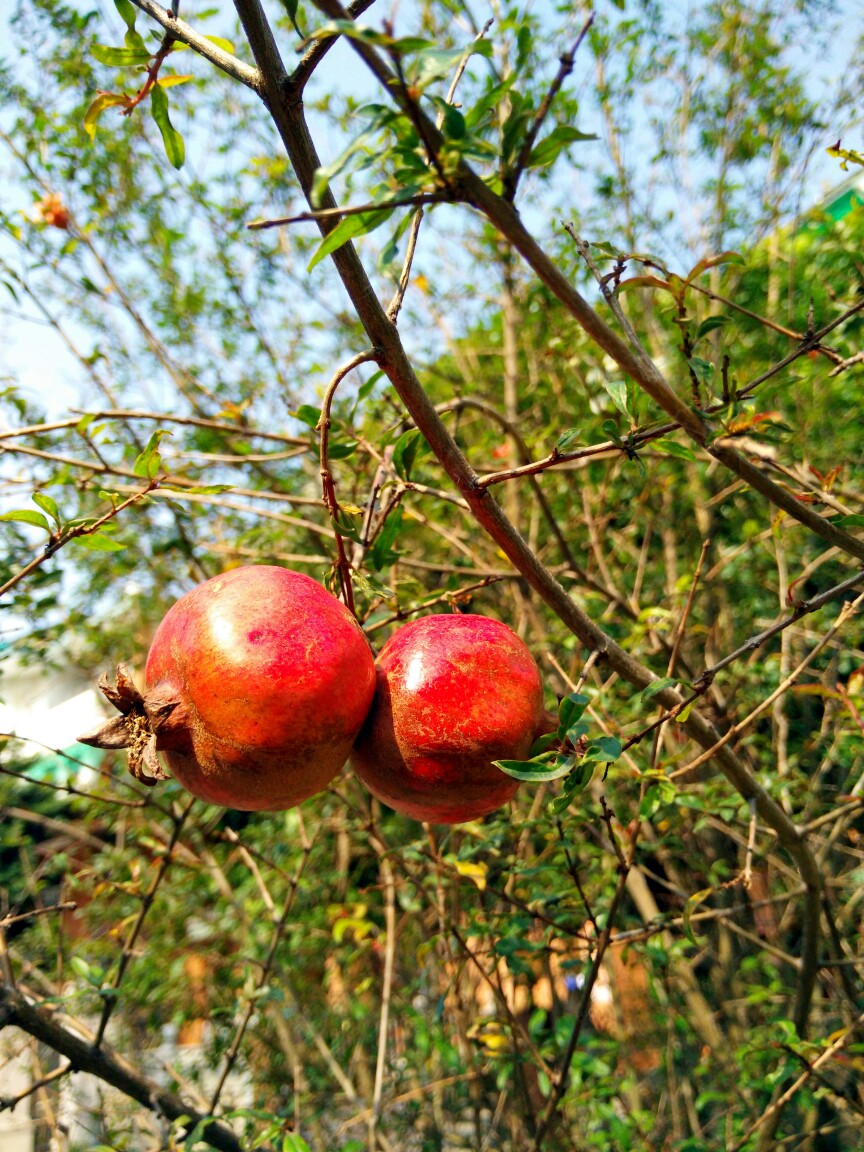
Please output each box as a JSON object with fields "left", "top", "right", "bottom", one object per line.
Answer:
{"left": 0, "top": 983, "right": 256, "bottom": 1152}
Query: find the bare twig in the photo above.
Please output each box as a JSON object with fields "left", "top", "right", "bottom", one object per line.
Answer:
{"left": 507, "top": 16, "right": 594, "bottom": 199}
{"left": 317, "top": 349, "right": 379, "bottom": 612}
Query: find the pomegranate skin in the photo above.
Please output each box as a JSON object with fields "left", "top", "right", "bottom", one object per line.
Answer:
{"left": 144, "top": 566, "right": 376, "bottom": 810}
{"left": 351, "top": 614, "right": 545, "bottom": 823}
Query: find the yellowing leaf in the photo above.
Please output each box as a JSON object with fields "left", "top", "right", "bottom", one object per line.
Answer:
{"left": 83, "top": 91, "right": 127, "bottom": 140}
{"left": 452, "top": 859, "right": 488, "bottom": 891}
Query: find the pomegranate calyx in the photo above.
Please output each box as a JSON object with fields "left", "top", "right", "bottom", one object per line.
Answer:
{"left": 77, "top": 663, "right": 173, "bottom": 787}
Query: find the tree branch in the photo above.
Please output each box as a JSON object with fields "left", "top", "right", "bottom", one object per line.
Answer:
{"left": 0, "top": 982, "right": 258, "bottom": 1152}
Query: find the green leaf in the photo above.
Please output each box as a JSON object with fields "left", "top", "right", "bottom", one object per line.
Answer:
{"left": 281, "top": 1135, "right": 311, "bottom": 1152}
{"left": 675, "top": 699, "right": 697, "bottom": 724}
{"left": 72, "top": 533, "right": 127, "bottom": 552}
{"left": 369, "top": 506, "right": 403, "bottom": 571}
{"left": 834, "top": 515, "right": 864, "bottom": 528}
{"left": 442, "top": 104, "right": 466, "bottom": 140}
{"left": 464, "top": 77, "right": 517, "bottom": 131}
{"left": 392, "top": 428, "right": 424, "bottom": 481}
{"left": 278, "top": 0, "right": 304, "bottom": 38}
{"left": 407, "top": 46, "right": 466, "bottom": 90}
{"left": 91, "top": 44, "right": 151, "bottom": 67}
{"left": 133, "top": 429, "right": 171, "bottom": 478}
{"left": 31, "top": 492, "right": 62, "bottom": 528}
{"left": 124, "top": 28, "right": 148, "bottom": 54}
{"left": 0, "top": 509, "right": 51, "bottom": 532}
{"left": 694, "top": 315, "right": 729, "bottom": 341}
{"left": 526, "top": 125, "right": 598, "bottom": 169}
{"left": 528, "top": 733, "right": 559, "bottom": 757}
{"left": 555, "top": 428, "right": 581, "bottom": 453}
{"left": 83, "top": 92, "right": 128, "bottom": 140}
{"left": 601, "top": 419, "right": 623, "bottom": 445}
{"left": 308, "top": 207, "right": 395, "bottom": 271}
{"left": 581, "top": 736, "right": 622, "bottom": 763}
{"left": 494, "top": 755, "right": 576, "bottom": 783}
{"left": 603, "top": 379, "right": 630, "bottom": 418}
{"left": 653, "top": 438, "right": 696, "bottom": 461}
{"left": 161, "top": 483, "right": 234, "bottom": 495}
{"left": 292, "top": 404, "right": 321, "bottom": 429}
{"left": 682, "top": 887, "right": 713, "bottom": 946}
{"left": 641, "top": 677, "right": 684, "bottom": 703}
{"left": 331, "top": 508, "right": 363, "bottom": 544}
{"left": 687, "top": 357, "right": 714, "bottom": 386}
{"left": 557, "top": 692, "right": 588, "bottom": 736}
{"left": 113, "top": 0, "right": 138, "bottom": 29}
{"left": 150, "top": 82, "right": 185, "bottom": 170}
{"left": 328, "top": 440, "right": 359, "bottom": 460}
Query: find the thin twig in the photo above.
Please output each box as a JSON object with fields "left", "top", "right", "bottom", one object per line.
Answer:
{"left": 94, "top": 798, "right": 196, "bottom": 1048}
{"left": 0, "top": 478, "right": 159, "bottom": 599}
{"left": 317, "top": 349, "right": 379, "bottom": 612}
{"left": 369, "top": 841, "right": 397, "bottom": 1145}
{"left": 507, "top": 16, "right": 594, "bottom": 199}
{"left": 208, "top": 818, "right": 315, "bottom": 1112}
{"left": 248, "top": 193, "right": 444, "bottom": 231}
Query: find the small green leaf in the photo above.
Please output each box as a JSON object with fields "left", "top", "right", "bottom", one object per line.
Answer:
{"left": 528, "top": 732, "right": 559, "bottom": 757}
{"left": 150, "top": 82, "right": 185, "bottom": 169}
{"left": 328, "top": 440, "right": 359, "bottom": 460}
{"left": 675, "top": 699, "right": 697, "bottom": 724}
{"left": 555, "top": 428, "right": 581, "bottom": 453}
{"left": 113, "top": 0, "right": 138, "bottom": 29}
{"left": 694, "top": 315, "right": 729, "bottom": 341}
{"left": 526, "top": 124, "right": 597, "bottom": 169}
{"left": 442, "top": 104, "right": 466, "bottom": 140}
{"left": 653, "top": 438, "right": 696, "bottom": 461}
{"left": 133, "top": 429, "right": 171, "bottom": 478}
{"left": 331, "top": 508, "right": 363, "bottom": 544}
{"left": 0, "top": 509, "right": 51, "bottom": 532}
{"left": 834, "top": 515, "right": 864, "bottom": 528}
{"left": 557, "top": 692, "right": 588, "bottom": 736}
{"left": 494, "top": 755, "right": 576, "bottom": 783}
{"left": 91, "top": 44, "right": 151, "bottom": 66}
{"left": 562, "top": 760, "right": 595, "bottom": 793}
{"left": 392, "top": 428, "right": 424, "bottom": 481}
{"left": 682, "top": 887, "right": 713, "bottom": 945}
{"left": 641, "top": 677, "right": 684, "bottom": 703}
{"left": 601, "top": 419, "right": 623, "bottom": 445}
{"left": 281, "top": 1134, "right": 312, "bottom": 1152}
{"left": 369, "top": 506, "right": 403, "bottom": 571}
{"left": 31, "top": 492, "right": 62, "bottom": 528}
{"left": 581, "top": 736, "right": 622, "bottom": 763}
{"left": 292, "top": 404, "right": 321, "bottom": 429}
{"left": 72, "top": 533, "right": 127, "bottom": 552}
{"left": 161, "top": 483, "right": 234, "bottom": 495}
{"left": 687, "top": 357, "right": 714, "bottom": 386}
{"left": 308, "top": 207, "right": 395, "bottom": 271}
{"left": 603, "top": 379, "right": 630, "bottom": 418}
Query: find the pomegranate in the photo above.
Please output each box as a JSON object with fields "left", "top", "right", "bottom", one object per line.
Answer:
{"left": 351, "top": 614, "right": 545, "bottom": 823}
{"left": 79, "top": 566, "right": 376, "bottom": 810}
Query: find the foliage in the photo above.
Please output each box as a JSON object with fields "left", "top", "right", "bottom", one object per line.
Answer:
{"left": 1, "top": 1, "right": 864, "bottom": 1150}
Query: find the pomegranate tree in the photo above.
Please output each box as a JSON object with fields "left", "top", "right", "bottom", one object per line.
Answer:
{"left": 351, "top": 614, "right": 546, "bottom": 823}
{"left": 80, "top": 566, "right": 376, "bottom": 810}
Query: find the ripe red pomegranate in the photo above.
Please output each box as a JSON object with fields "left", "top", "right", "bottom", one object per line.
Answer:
{"left": 351, "top": 614, "right": 545, "bottom": 823}
{"left": 80, "top": 566, "right": 376, "bottom": 810}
